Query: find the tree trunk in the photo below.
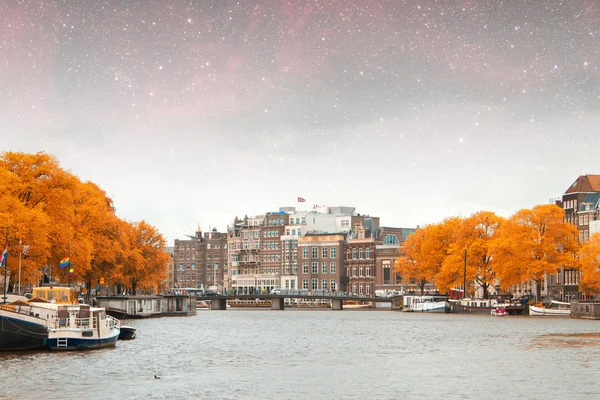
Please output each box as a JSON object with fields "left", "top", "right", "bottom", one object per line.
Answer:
{"left": 535, "top": 278, "right": 542, "bottom": 302}
{"left": 482, "top": 283, "right": 489, "bottom": 299}
{"left": 419, "top": 279, "right": 426, "bottom": 295}
{"left": 131, "top": 279, "right": 137, "bottom": 295}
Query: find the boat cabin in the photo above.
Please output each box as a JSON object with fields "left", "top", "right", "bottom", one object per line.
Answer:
{"left": 96, "top": 295, "right": 163, "bottom": 319}
{"left": 161, "top": 294, "right": 197, "bottom": 316}
{"left": 32, "top": 286, "right": 78, "bottom": 304}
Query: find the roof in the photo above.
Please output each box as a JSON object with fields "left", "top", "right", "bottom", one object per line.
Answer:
{"left": 579, "top": 192, "right": 600, "bottom": 212}
{"left": 565, "top": 175, "right": 600, "bottom": 194}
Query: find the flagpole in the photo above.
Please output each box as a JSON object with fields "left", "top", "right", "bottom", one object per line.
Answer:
{"left": 68, "top": 242, "right": 71, "bottom": 287}
{"left": 3, "top": 225, "right": 7, "bottom": 304}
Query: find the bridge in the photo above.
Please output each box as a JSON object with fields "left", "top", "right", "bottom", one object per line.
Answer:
{"left": 195, "top": 290, "right": 399, "bottom": 311}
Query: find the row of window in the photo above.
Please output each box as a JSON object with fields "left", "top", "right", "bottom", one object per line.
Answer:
{"left": 351, "top": 283, "right": 372, "bottom": 295}
{"left": 263, "top": 230, "right": 281, "bottom": 238}
{"left": 346, "top": 248, "right": 372, "bottom": 260}
{"left": 285, "top": 228, "right": 303, "bottom": 236}
{"left": 302, "top": 278, "right": 337, "bottom": 290}
{"left": 289, "top": 217, "right": 306, "bottom": 225}
{"left": 347, "top": 266, "right": 372, "bottom": 277}
{"left": 267, "top": 219, "right": 286, "bottom": 226}
{"left": 301, "top": 247, "right": 338, "bottom": 259}
{"left": 302, "top": 262, "right": 337, "bottom": 275}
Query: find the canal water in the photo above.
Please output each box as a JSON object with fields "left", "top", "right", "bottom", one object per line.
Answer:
{"left": 1, "top": 310, "right": 600, "bottom": 399}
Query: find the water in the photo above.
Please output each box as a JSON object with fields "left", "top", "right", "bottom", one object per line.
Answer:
{"left": 2, "top": 310, "right": 600, "bottom": 400}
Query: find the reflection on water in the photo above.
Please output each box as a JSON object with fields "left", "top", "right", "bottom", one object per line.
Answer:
{"left": 529, "top": 332, "right": 600, "bottom": 349}
{"left": 2, "top": 311, "right": 600, "bottom": 400}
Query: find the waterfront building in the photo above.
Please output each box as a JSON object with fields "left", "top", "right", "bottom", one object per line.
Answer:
{"left": 298, "top": 233, "right": 346, "bottom": 292}
{"left": 164, "top": 246, "right": 175, "bottom": 289}
{"left": 261, "top": 212, "right": 288, "bottom": 275}
{"left": 374, "top": 227, "right": 420, "bottom": 294}
{"left": 174, "top": 228, "right": 205, "bottom": 289}
{"left": 548, "top": 174, "right": 600, "bottom": 301}
{"left": 344, "top": 221, "right": 377, "bottom": 296}
{"left": 226, "top": 215, "right": 265, "bottom": 293}
{"left": 204, "top": 229, "right": 228, "bottom": 289}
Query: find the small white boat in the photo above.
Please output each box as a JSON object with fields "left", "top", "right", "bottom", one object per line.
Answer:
{"left": 529, "top": 301, "right": 571, "bottom": 317}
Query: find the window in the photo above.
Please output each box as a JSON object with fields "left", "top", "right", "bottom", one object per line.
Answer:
{"left": 322, "top": 279, "right": 327, "bottom": 290}
{"left": 322, "top": 262, "right": 327, "bottom": 274}
{"left": 293, "top": 264, "right": 298, "bottom": 274}
{"left": 312, "top": 247, "right": 318, "bottom": 258}
{"left": 366, "top": 266, "right": 371, "bottom": 277}
{"left": 303, "top": 248, "right": 309, "bottom": 258}
{"left": 366, "top": 285, "right": 371, "bottom": 295}
{"left": 303, "top": 279, "right": 309, "bottom": 289}
{"left": 330, "top": 247, "right": 336, "bottom": 258}
{"left": 330, "top": 262, "right": 336, "bottom": 274}
{"left": 352, "top": 267, "right": 357, "bottom": 277}
{"left": 383, "top": 235, "right": 399, "bottom": 245}
{"left": 359, "top": 284, "right": 364, "bottom": 294}
{"left": 330, "top": 279, "right": 336, "bottom": 291}
{"left": 359, "top": 249, "right": 364, "bottom": 259}
{"left": 312, "top": 279, "right": 318, "bottom": 290}
{"left": 359, "top": 267, "right": 363, "bottom": 277}
{"left": 384, "top": 268, "right": 390, "bottom": 284}
{"left": 322, "top": 247, "right": 328, "bottom": 258}
{"left": 303, "top": 262, "right": 309, "bottom": 274}
{"left": 312, "top": 262, "right": 318, "bottom": 274}
{"left": 352, "top": 249, "right": 357, "bottom": 260}
{"left": 352, "top": 283, "right": 357, "bottom": 293}
{"left": 366, "top": 248, "right": 371, "bottom": 259}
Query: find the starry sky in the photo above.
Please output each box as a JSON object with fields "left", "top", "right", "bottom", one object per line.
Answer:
{"left": 2, "top": 0, "right": 600, "bottom": 244}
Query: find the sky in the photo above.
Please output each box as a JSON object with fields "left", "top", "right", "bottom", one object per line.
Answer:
{"left": 2, "top": 0, "right": 600, "bottom": 244}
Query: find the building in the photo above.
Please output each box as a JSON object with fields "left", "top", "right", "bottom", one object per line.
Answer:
{"left": 549, "top": 175, "right": 600, "bottom": 301}
{"left": 374, "top": 227, "right": 418, "bottom": 293}
{"left": 298, "top": 233, "right": 346, "bottom": 292}
{"left": 204, "top": 229, "right": 228, "bottom": 289}
{"left": 344, "top": 221, "right": 377, "bottom": 296}
{"left": 164, "top": 246, "right": 175, "bottom": 289}
{"left": 173, "top": 228, "right": 205, "bottom": 289}
{"left": 260, "top": 212, "right": 288, "bottom": 274}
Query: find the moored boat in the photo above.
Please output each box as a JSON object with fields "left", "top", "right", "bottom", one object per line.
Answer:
{"left": 491, "top": 307, "right": 508, "bottom": 317}
{"left": 529, "top": 300, "right": 571, "bottom": 317}
{"left": 403, "top": 295, "right": 449, "bottom": 313}
{"left": 1, "top": 286, "right": 121, "bottom": 351}
{"left": 449, "top": 298, "right": 525, "bottom": 315}
{"left": 119, "top": 325, "right": 136, "bottom": 340}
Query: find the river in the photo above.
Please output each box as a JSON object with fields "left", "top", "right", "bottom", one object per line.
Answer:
{"left": 1, "top": 310, "right": 600, "bottom": 399}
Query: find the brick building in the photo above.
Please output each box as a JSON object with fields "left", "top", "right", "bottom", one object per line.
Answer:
{"left": 344, "top": 222, "right": 376, "bottom": 296}
{"left": 298, "top": 233, "right": 346, "bottom": 292}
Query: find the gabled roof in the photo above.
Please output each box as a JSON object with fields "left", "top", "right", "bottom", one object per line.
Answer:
{"left": 565, "top": 175, "right": 600, "bottom": 194}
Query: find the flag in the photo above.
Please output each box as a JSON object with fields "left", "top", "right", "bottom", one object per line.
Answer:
{"left": 297, "top": 197, "right": 306, "bottom": 202}
{"left": 0, "top": 243, "right": 7, "bottom": 267}
{"left": 59, "top": 257, "right": 70, "bottom": 268}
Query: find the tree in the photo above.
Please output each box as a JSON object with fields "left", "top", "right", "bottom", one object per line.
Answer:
{"left": 117, "top": 220, "right": 168, "bottom": 295}
{"left": 491, "top": 204, "right": 579, "bottom": 301}
{"left": 395, "top": 217, "right": 461, "bottom": 294}
{"left": 579, "top": 233, "right": 600, "bottom": 295}
{"left": 437, "top": 211, "right": 503, "bottom": 298}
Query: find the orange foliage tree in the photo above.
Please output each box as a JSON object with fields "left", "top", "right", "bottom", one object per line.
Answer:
{"left": 0, "top": 151, "right": 169, "bottom": 293}
{"left": 437, "top": 211, "right": 504, "bottom": 298}
{"left": 491, "top": 204, "right": 579, "bottom": 301}
{"left": 395, "top": 217, "right": 461, "bottom": 294}
{"left": 578, "top": 233, "right": 600, "bottom": 295}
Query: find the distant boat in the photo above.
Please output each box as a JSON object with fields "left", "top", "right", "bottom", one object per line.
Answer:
{"left": 491, "top": 307, "right": 508, "bottom": 317}
{"left": 403, "top": 295, "right": 449, "bottom": 313}
{"left": 529, "top": 301, "right": 571, "bottom": 317}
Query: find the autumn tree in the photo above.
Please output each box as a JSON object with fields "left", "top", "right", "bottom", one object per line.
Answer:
{"left": 579, "top": 233, "right": 600, "bottom": 295}
{"left": 437, "top": 211, "right": 503, "bottom": 298}
{"left": 491, "top": 204, "right": 579, "bottom": 301}
{"left": 395, "top": 217, "right": 461, "bottom": 294}
{"left": 117, "top": 220, "right": 168, "bottom": 295}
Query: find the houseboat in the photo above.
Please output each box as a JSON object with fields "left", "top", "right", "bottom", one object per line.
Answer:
{"left": 1, "top": 286, "right": 121, "bottom": 351}
{"left": 161, "top": 293, "right": 197, "bottom": 316}
{"left": 96, "top": 295, "right": 163, "bottom": 319}
{"left": 449, "top": 298, "right": 525, "bottom": 315}
{"left": 403, "top": 295, "right": 449, "bottom": 313}
{"left": 529, "top": 300, "right": 571, "bottom": 317}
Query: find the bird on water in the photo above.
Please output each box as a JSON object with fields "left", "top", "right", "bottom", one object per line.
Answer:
{"left": 154, "top": 375, "right": 161, "bottom": 380}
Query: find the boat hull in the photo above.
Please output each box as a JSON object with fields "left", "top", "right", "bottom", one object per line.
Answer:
{"left": 450, "top": 303, "right": 524, "bottom": 315}
{"left": 0, "top": 313, "right": 48, "bottom": 351}
{"left": 529, "top": 305, "right": 571, "bottom": 317}
{"left": 118, "top": 326, "right": 136, "bottom": 340}
{"left": 47, "top": 329, "right": 120, "bottom": 351}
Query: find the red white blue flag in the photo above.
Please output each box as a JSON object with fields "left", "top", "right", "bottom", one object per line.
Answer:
{"left": 0, "top": 243, "right": 7, "bottom": 268}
